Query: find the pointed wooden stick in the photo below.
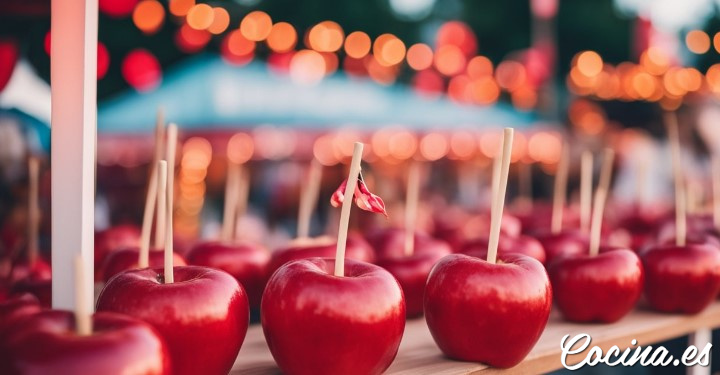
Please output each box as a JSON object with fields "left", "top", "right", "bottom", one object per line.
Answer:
{"left": 157, "top": 161, "right": 172, "bottom": 284}
{"left": 487, "top": 128, "right": 514, "bottom": 264}
{"left": 27, "top": 157, "right": 40, "bottom": 265}
{"left": 334, "top": 142, "right": 364, "bottom": 277}
{"left": 74, "top": 255, "right": 91, "bottom": 335}
{"left": 221, "top": 161, "right": 240, "bottom": 242}
{"left": 713, "top": 155, "right": 720, "bottom": 231}
{"left": 589, "top": 149, "right": 615, "bottom": 257}
{"left": 404, "top": 161, "right": 421, "bottom": 257}
{"left": 234, "top": 165, "right": 250, "bottom": 240}
{"left": 164, "top": 124, "right": 178, "bottom": 284}
{"left": 297, "top": 159, "right": 323, "bottom": 239}
{"left": 551, "top": 143, "right": 570, "bottom": 234}
{"left": 139, "top": 111, "right": 165, "bottom": 267}
{"left": 666, "top": 113, "right": 686, "bottom": 246}
{"left": 580, "top": 151, "right": 593, "bottom": 234}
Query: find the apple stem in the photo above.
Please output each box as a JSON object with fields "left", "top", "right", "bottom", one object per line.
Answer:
{"left": 666, "top": 112, "right": 687, "bottom": 247}
{"left": 404, "top": 161, "right": 421, "bottom": 257}
{"left": 74, "top": 255, "right": 92, "bottom": 335}
{"left": 579, "top": 151, "right": 593, "bottom": 234}
{"left": 712, "top": 155, "right": 720, "bottom": 231}
{"left": 589, "top": 149, "right": 615, "bottom": 257}
{"left": 551, "top": 143, "right": 569, "bottom": 235}
{"left": 297, "top": 159, "right": 323, "bottom": 239}
{"left": 486, "top": 128, "right": 514, "bottom": 265}
{"left": 334, "top": 142, "right": 364, "bottom": 277}
{"left": 233, "top": 165, "right": 250, "bottom": 240}
{"left": 165, "top": 124, "right": 178, "bottom": 284}
{"left": 139, "top": 109, "right": 165, "bottom": 268}
{"left": 27, "top": 157, "right": 40, "bottom": 266}
{"left": 221, "top": 161, "right": 240, "bottom": 242}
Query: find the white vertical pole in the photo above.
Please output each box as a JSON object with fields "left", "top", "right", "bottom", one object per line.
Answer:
{"left": 50, "top": 0, "right": 98, "bottom": 311}
{"left": 688, "top": 328, "right": 711, "bottom": 375}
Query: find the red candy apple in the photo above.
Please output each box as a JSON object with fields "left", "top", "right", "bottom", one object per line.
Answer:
{"left": 640, "top": 243, "right": 720, "bottom": 314}
{"left": 460, "top": 234, "right": 546, "bottom": 264}
{"left": 535, "top": 230, "right": 589, "bottom": 265}
{"left": 424, "top": 253, "right": 552, "bottom": 367}
{"left": 266, "top": 234, "right": 374, "bottom": 278}
{"left": 548, "top": 247, "right": 643, "bottom": 322}
{"left": 97, "top": 265, "right": 249, "bottom": 375}
{"left": 0, "top": 293, "right": 41, "bottom": 335}
{"left": 186, "top": 240, "right": 269, "bottom": 308}
{"left": 262, "top": 258, "right": 405, "bottom": 375}
{"left": 99, "top": 247, "right": 187, "bottom": 282}
{"left": 0, "top": 310, "right": 170, "bottom": 374}
{"left": 94, "top": 224, "right": 141, "bottom": 270}
{"left": 10, "top": 278, "right": 51, "bottom": 308}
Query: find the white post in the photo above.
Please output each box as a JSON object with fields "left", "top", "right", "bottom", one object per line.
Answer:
{"left": 687, "top": 328, "right": 711, "bottom": 375}
{"left": 50, "top": 0, "right": 98, "bottom": 311}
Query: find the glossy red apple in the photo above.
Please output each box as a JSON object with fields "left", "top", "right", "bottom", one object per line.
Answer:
{"left": 370, "top": 228, "right": 452, "bottom": 317}
{"left": 548, "top": 247, "right": 643, "bottom": 322}
{"left": 186, "top": 240, "right": 270, "bottom": 308}
{"left": 100, "top": 247, "right": 187, "bottom": 282}
{"left": 262, "top": 258, "right": 405, "bottom": 375}
{"left": 97, "top": 265, "right": 248, "bottom": 375}
{"left": 9, "top": 256, "right": 51, "bottom": 283}
{"left": 0, "top": 310, "right": 170, "bottom": 374}
{"left": 534, "top": 230, "right": 589, "bottom": 265}
{"left": 9, "top": 260, "right": 52, "bottom": 308}
{"left": 433, "top": 211, "right": 522, "bottom": 251}
{"left": 0, "top": 293, "right": 41, "bottom": 336}
{"left": 424, "top": 253, "right": 552, "bottom": 368}
{"left": 640, "top": 243, "right": 720, "bottom": 314}
{"left": 266, "top": 234, "right": 375, "bottom": 278}
{"left": 460, "top": 234, "right": 546, "bottom": 264}
{"left": 94, "top": 224, "right": 141, "bottom": 270}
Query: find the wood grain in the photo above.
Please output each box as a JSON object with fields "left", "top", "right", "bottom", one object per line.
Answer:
{"left": 231, "top": 302, "right": 720, "bottom": 374}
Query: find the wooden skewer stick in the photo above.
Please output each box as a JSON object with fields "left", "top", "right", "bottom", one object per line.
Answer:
{"left": 139, "top": 111, "right": 165, "bottom": 267}
{"left": 580, "top": 151, "right": 593, "bottom": 234}
{"left": 713, "top": 155, "right": 720, "bottom": 231}
{"left": 27, "top": 157, "right": 40, "bottom": 265}
{"left": 404, "top": 161, "right": 421, "bottom": 257}
{"left": 486, "top": 128, "right": 514, "bottom": 265}
{"left": 234, "top": 165, "right": 250, "bottom": 240}
{"left": 666, "top": 113, "right": 687, "bottom": 246}
{"left": 221, "top": 161, "right": 240, "bottom": 242}
{"left": 154, "top": 119, "right": 169, "bottom": 250}
{"left": 164, "top": 124, "right": 178, "bottom": 284}
{"left": 589, "top": 149, "right": 615, "bottom": 257}
{"left": 297, "top": 159, "right": 323, "bottom": 239}
{"left": 551, "top": 144, "right": 570, "bottom": 235}
{"left": 74, "top": 255, "right": 91, "bottom": 335}
{"left": 157, "top": 161, "right": 172, "bottom": 284}
{"left": 334, "top": 142, "right": 364, "bottom": 277}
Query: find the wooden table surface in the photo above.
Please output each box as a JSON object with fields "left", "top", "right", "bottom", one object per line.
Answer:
{"left": 230, "top": 302, "right": 720, "bottom": 374}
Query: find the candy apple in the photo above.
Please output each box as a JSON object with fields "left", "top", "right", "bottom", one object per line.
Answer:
{"left": 0, "top": 293, "right": 41, "bottom": 336}
{"left": 94, "top": 224, "right": 141, "bottom": 279}
{"left": 97, "top": 265, "right": 248, "bottom": 375}
{"left": 424, "top": 253, "right": 552, "bottom": 368}
{"left": 266, "top": 234, "right": 374, "bottom": 278}
{"left": 262, "top": 258, "right": 405, "bottom": 375}
{"left": 186, "top": 240, "right": 269, "bottom": 308}
{"left": 100, "top": 247, "right": 187, "bottom": 282}
{"left": 548, "top": 247, "right": 643, "bottom": 322}
{"left": 640, "top": 243, "right": 720, "bottom": 314}
{"left": 534, "top": 230, "right": 589, "bottom": 265}
{"left": 460, "top": 234, "right": 546, "bottom": 264}
{"left": 0, "top": 310, "right": 170, "bottom": 375}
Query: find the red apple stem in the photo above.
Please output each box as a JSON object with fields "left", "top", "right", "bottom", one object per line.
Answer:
{"left": 297, "top": 159, "right": 323, "bottom": 239}
{"left": 712, "top": 155, "right": 720, "bottom": 231}
{"left": 589, "top": 149, "right": 615, "bottom": 257}
{"left": 27, "top": 157, "right": 40, "bottom": 265}
{"left": 580, "top": 151, "right": 593, "bottom": 234}
{"left": 666, "top": 112, "right": 687, "bottom": 246}
{"left": 233, "top": 165, "right": 250, "bottom": 240}
{"left": 165, "top": 124, "right": 178, "bottom": 284}
{"left": 486, "top": 128, "right": 514, "bottom": 265}
{"left": 139, "top": 110, "right": 165, "bottom": 268}
{"left": 222, "top": 161, "right": 240, "bottom": 242}
{"left": 551, "top": 143, "right": 570, "bottom": 235}
{"left": 334, "top": 142, "right": 364, "bottom": 277}
{"left": 74, "top": 255, "right": 92, "bottom": 335}
{"left": 404, "top": 161, "right": 421, "bottom": 257}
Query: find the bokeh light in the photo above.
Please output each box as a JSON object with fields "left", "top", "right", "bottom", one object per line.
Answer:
{"left": 373, "top": 34, "right": 406, "bottom": 66}
{"left": 434, "top": 45, "right": 466, "bottom": 76}
{"left": 576, "top": 50, "right": 603, "bottom": 77}
{"left": 221, "top": 30, "right": 255, "bottom": 66}
{"left": 436, "top": 21, "right": 477, "bottom": 56}
{"left": 97, "top": 42, "right": 110, "bottom": 79}
{"left": 406, "top": 43, "right": 433, "bottom": 71}
{"left": 528, "top": 132, "right": 562, "bottom": 163}
{"left": 121, "top": 49, "right": 162, "bottom": 92}
{"left": 207, "top": 7, "right": 230, "bottom": 35}
{"left": 467, "top": 56, "right": 493, "bottom": 78}
{"left": 186, "top": 3, "right": 214, "bottom": 30}
{"left": 308, "top": 21, "right": 344, "bottom": 52}
{"left": 227, "top": 133, "right": 255, "bottom": 164}
{"left": 290, "top": 49, "right": 326, "bottom": 85}
{"left": 469, "top": 76, "right": 500, "bottom": 105}
{"left": 412, "top": 69, "right": 444, "bottom": 97}
{"left": 241, "top": 11, "right": 273, "bottom": 41}
{"left": 686, "top": 30, "right": 710, "bottom": 54}
{"left": 100, "top": 0, "right": 138, "bottom": 17}
{"left": 344, "top": 31, "right": 371, "bottom": 59}
{"left": 175, "top": 23, "right": 211, "bottom": 53}
{"left": 169, "top": 0, "right": 194, "bottom": 16}
{"left": 267, "top": 22, "right": 297, "bottom": 53}
{"left": 419, "top": 133, "right": 449, "bottom": 161}
{"left": 132, "top": 0, "right": 165, "bottom": 34}
{"left": 495, "top": 60, "right": 527, "bottom": 91}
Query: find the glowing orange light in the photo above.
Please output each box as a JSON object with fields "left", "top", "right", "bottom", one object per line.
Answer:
{"left": 449, "top": 131, "right": 476, "bottom": 160}
{"left": 314, "top": 135, "right": 338, "bottom": 166}
{"left": 510, "top": 132, "right": 526, "bottom": 162}
{"left": 290, "top": 49, "right": 326, "bottom": 85}
{"left": 640, "top": 47, "right": 670, "bottom": 75}
{"left": 434, "top": 45, "right": 466, "bottom": 76}
{"left": 187, "top": 4, "right": 214, "bottom": 30}
{"left": 495, "top": 61, "right": 526, "bottom": 91}
{"left": 227, "top": 133, "right": 254, "bottom": 164}
{"left": 406, "top": 43, "right": 433, "bottom": 71}
{"left": 447, "top": 75, "right": 471, "bottom": 103}
{"left": 479, "top": 132, "right": 502, "bottom": 158}
{"left": 714, "top": 32, "right": 720, "bottom": 53}
{"left": 420, "top": 133, "right": 448, "bottom": 161}
{"left": 344, "top": 31, "right": 371, "bottom": 59}
{"left": 511, "top": 87, "right": 537, "bottom": 110}
{"left": 467, "top": 56, "right": 493, "bottom": 78}
{"left": 321, "top": 52, "right": 339, "bottom": 74}
{"left": 469, "top": 76, "right": 500, "bottom": 105}
{"left": 169, "top": 0, "right": 194, "bottom": 17}
{"left": 240, "top": 11, "right": 272, "bottom": 41}
{"left": 678, "top": 67, "right": 703, "bottom": 92}
{"left": 226, "top": 30, "right": 255, "bottom": 57}
{"left": 308, "top": 21, "right": 344, "bottom": 53}
{"left": 388, "top": 130, "right": 417, "bottom": 160}
{"left": 207, "top": 7, "right": 230, "bottom": 35}
{"left": 707, "top": 64, "right": 720, "bottom": 93}
{"left": 366, "top": 55, "right": 399, "bottom": 85}
{"left": 436, "top": 21, "right": 477, "bottom": 56}
{"left": 576, "top": 50, "right": 603, "bottom": 77}
{"left": 373, "top": 34, "right": 406, "bottom": 66}
{"left": 663, "top": 67, "right": 687, "bottom": 97}
{"left": 686, "top": 30, "right": 710, "bottom": 54}
{"left": 266, "top": 22, "right": 297, "bottom": 53}
{"left": 631, "top": 71, "right": 655, "bottom": 98}
{"left": 181, "top": 137, "right": 213, "bottom": 169}
{"left": 175, "top": 23, "right": 211, "bottom": 53}
{"left": 133, "top": 0, "right": 165, "bottom": 34}
{"left": 528, "top": 132, "right": 561, "bottom": 163}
